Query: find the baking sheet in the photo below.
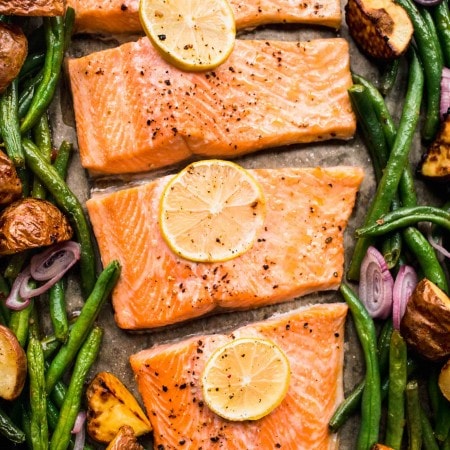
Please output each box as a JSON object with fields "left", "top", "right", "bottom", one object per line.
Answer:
{"left": 47, "top": 4, "right": 435, "bottom": 448}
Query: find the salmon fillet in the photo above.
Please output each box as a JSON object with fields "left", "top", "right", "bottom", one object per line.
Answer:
{"left": 130, "top": 302, "right": 348, "bottom": 449}
{"left": 86, "top": 166, "right": 363, "bottom": 330}
{"left": 66, "top": 0, "right": 341, "bottom": 35}
{"left": 67, "top": 37, "right": 355, "bottom": 176}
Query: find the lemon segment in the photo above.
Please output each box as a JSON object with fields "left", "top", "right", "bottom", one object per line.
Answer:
{"left": 201, "top": 338, "right": 291, "bottom": 421}
{"left": 159, "top": 160, "right": 266, "bottom": 263}
{"left": 139, "top": 0, "right": 236, "bottom": 71}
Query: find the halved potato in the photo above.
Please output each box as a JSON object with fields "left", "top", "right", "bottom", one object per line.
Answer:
{"left": 106, "top": 426, "right": 145, "bottom": 450}
{"left": 86, "top": 372, "right": 152, "bottom": 444}
{"left": 0, "top": 0, "right": 65, "bottom": 16}
{"left": 439, "top": 358, "right": 450, "bottom": 402}
{"left": 419, "top": 113, "right": 450, "bottom": 180}
{"left": 0, "top": 325, "right": 27, "bottom": 401}
{"left": 400, "top": 278, "right": 450, "bottom": 361}
{"left": 0, "top": 149, "right": 22, "bottom": 206}
{"left": 345, "top": 0, "right": 413, "bottom": 60}
{"left": 0, "top": 198, "right": 73, "bottom": 255}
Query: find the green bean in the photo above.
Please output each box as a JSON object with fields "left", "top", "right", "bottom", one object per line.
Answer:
{"left": 347, "top": 51, "right": 423, "bottom": 280}
{"left": 421, "top": 407, "right": 440, "bottom": 450}
{"left": 63, "top": 7, "right": 75, "bottom": 52}
{"left": 19, "top": 52, "right": 46, "bottom": 80}
{"left": 46, "top": 260, "right": 120, "bottom": 393}
{"left": 20, "top": 404, "right": 32, "bottom": 449}
{"left": 18, "top": 70, "right": 44, "bottom": 120}
{"left": 382, "top": 232, "right": 403, "bottom": 270}
{"left": 46, "top": 399, "right": 60, "bottom": 431}
{"left": 385, "top": 330, "right": 407, "bottom": 450}
{"left": 49, "top": 280, "right": 69, "bottom": 343}
{"left": 403, "top": 227, "right": 449, "bottom": 294}
{"left": 379, "top": 58, "right": 400, "bottom": 96}
{"left": 433, "top": 0, "right": 450, "bottom": 67}
{"left": 4, "top": 252, "right": 28, "bottom": 281}
{"left": 340, "top": 283, "right": 381, "bottom": 450}
{"left": 356, "top": 205, "right": 450, "bottom": 237}
{"left": 329, "top": 319, "right": 392, "bottom": 432}
{"left": 41, "top": 335, "right": 61, "bottom": 360}
{"left": 20, "top": 16, "right": 65, "bottom": 134}
{"left": 22, "top": 138, "right": 96, "bottom": 295}
{"left": 406, "top": 380, "right": 422, "bottom": 450}
{"left": 395, "top": 0, "right": 442, "bottom": 141}
{"left": 27, "top": 335, "right": 49, "bottom": 450}
{"left": 420, "top": 5, "right": 445, "bottom": 68}
{"left": 8, "top": 300, "right": 33, "bottom": 348}
{"left": 50, "top": 326, "right": 103, "bottom": 450}
{"left": 0, "top": 274, "right": 10, "bottom": 324}
{"left": 0, "top": 78, "right": 24, "bottom": 167}
{"left": 53, "top": 141, "right": 72, "bottom": 179}
{"left": 427, "top": 366, "right": 450, "bottom": 441}
{"left": 0, "top": 406, "right": 25, "bottom": 443}
{"left": 348, "top": 84, "right": 389, "bottom": 182}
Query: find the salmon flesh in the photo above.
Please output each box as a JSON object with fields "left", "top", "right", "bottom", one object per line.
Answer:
{"left": 130, "top": 302, "right": 348, "bottom": 449}
{"left": 66, "top": 0, "right": 342, "bottom": 35}
{"left": 67, "top": 37, "right": 355, "bottom": 176}
{"left": 86, "top": 166, "right": 364, "bottom": 330}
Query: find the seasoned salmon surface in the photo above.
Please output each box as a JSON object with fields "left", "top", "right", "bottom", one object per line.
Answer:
{"left": 86, "top": 166, "right": 364, "bottom": 330}
{"left": 67, "top": 37, "right": 356, "bottom": 176}
{"left": 66, "top": 0, "right": 341, "bottom": 34}
{"left": 130, "top": 302, "right": 347, "bottom": 449}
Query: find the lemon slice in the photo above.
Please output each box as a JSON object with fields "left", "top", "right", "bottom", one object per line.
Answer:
{"left": 202, "top": 338, "right": 291, "bottom": 421}
{"left": 139, "top": 0, "right": 236, "bottom": 71}
{"left": 159, "top": 160, "right": 266, "bottom": 263}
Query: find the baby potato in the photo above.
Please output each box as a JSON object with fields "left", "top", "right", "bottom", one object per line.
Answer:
{"left": 0, "top": 198, "right": 73, "bottom": 255}
{"left": 0, "top": 149, "right": 22, "bottom": 206}
{"left": 0, "top": 23, "right": 27, "bottom": 93}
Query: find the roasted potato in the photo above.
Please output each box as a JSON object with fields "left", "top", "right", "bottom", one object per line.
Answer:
{"left": 345, "top": 0, "right": 413, "bottom": 60}
{"left": 400, "top": 278, "right": 450, "bottom": 361}
{"left": 86, "top": 372, "right": 152, "bottom": 444}
{"left": 106, "top": 426, "right": 145, "bottom": 450}
{"left": 419, "top": 113, "right": 450, "bottom": 180}
{"left": 0, "top": 0, "right": 65, "bottom": 16}
{"left": 0, "top": 23, "right": 27, "bottom": 93}
{"left": 0, "top": 198, "right": 73, "bottom": 255}
{"left": 0, "top": 149, "right": 22, "bottom": 206}
{"left": 0, "top": 325, "right": 27, "bottom": 401}
{"left": 439, "top": 358, "right": 450, "bottom": 402}
{"left": 371, "top": 445, "right": 395, "bottom": 450}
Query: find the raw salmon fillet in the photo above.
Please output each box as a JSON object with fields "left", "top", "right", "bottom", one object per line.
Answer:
{"left": 130, "top": 302, "right": 348, "bottom": 449}
{"left": 86, "top": 166, "right": 364, "bottom": 330}
{"left": 66, "top": 0, "right": 341, "bottom": 35}
{"left": 67, "top": 37, "right": 356, "bottom": 176}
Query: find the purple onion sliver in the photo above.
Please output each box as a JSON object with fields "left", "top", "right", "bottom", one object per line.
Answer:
{"left": 392, "top": 265, "right": 418, "bottom": 330}
{"left": 5, "top": 268, "right": 32, "bottom": 310}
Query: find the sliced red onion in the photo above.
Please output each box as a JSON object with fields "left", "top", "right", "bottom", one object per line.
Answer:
{"left": 392, "top": 265, "right": 418, "bottom": 330}
{"left": 71, "top": 411, "right": 86, "bottom": 450}
{"left": 30, "top": 241, "right": 81, "bottom": 281}
{"left": 425, "top": 223, "right": 450, "bottom": 261}
{"left": 5, "top": 268, "right": 32, "bottom": 311}
{"left": 441, "top": 67, "right": 450, "bottom": 119}
{"left": 359, "top": 246, "right": 394, "bottom": 319}
{"left": 414, "top": 0, "right": 444, "bottom": 5}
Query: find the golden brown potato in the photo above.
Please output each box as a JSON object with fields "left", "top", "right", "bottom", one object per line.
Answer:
{"left": 0, "top": 0, "right": 65, "bottom": 16}
{"left": 0, "top": 325, "right": 27, "bottom": 401}
{"left": 419, "top": 113, "right": 450, "bottom": 180}
{"left": 0, "top": 23, "right": 27, "bottom": 93}
{"left": 106, "top": 426, "right": 145, "bottom": 450}
{"left": 86, "top": 372, "right": 152, "bottom": 444}
{"left": 345, "top": 0, "right": 413, "bottom": 60}
{"left": 0, "top": 198, "right": 73, "bottom": 255}
{"left": 0, "top": 150, "right": 22, "bottom": 206}
{"left": 371, "top": 445, "right": 395, "bottom": 450}
{"left": 439, "top": 358, "right": 450, "bottom": 402}
{"left": 400, "top": 278, "right": 450, "bottom": 361}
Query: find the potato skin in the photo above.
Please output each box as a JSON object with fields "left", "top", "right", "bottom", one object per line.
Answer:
{"left": 0, "top": 198, "right": 73, "bottom": 255}
{"left": 400, "top": 278, "right": 450, "bottom": 361}
{"left": 0, "top": 150, "right": 22, "bottom": 206}
{"left": 0, "top": 23, "right": 27, "bottom": 93}
{"left": 106, "top": 426, "right": 145, "bottom": 450}
{"left": 0, "top": 325, "right": 27, "bottom": 401}
{"left": 0, "top": 0, "right": 65, "bottom": 16}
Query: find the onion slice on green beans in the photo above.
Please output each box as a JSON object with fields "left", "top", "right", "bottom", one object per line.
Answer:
{"left": 72, "top": 410, "right": 86, "bottom": 450}
{"left": 440, "top": 67, "right": 450, "bottom": 119}
{"left": 359, "top": 246, "right": 394, "bottom": 319}
{"left": 392, "top": 265, "right": 417, "bottom": 330}
{"left": 5, "top": 240, "right": 81, "bottom": 310}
